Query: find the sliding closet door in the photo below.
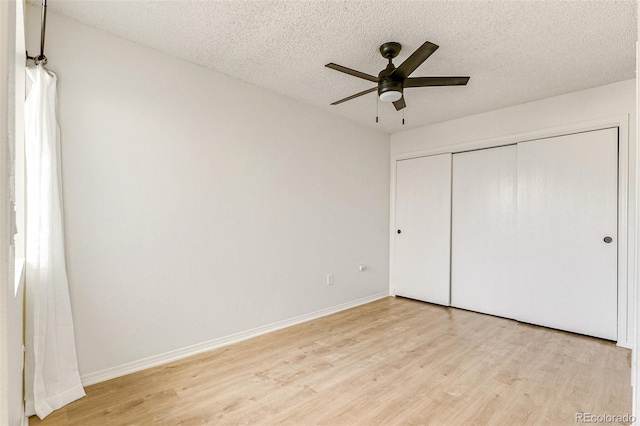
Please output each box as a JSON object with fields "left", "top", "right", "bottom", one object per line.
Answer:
{"left": 394, "top": 154, "right": 451, "bottom": 305}
{"left": 451, "top": 145, "right": 517, "bottom": 318}
{"left": 517, "top": 128, "right": 618, "bottom": 340}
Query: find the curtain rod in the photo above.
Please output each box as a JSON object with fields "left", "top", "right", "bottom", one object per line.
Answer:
{"left": 26, "top": 0, "right": 48, "bottom": 66}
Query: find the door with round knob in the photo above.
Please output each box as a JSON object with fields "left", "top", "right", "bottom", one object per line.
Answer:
{"left": 603, "top": 236, "right": 613, "bottom": 243}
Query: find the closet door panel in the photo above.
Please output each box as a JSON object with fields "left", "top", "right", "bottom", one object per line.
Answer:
{"left": 451, "top": 145, "right": 517, "bottom": 318}
{"left": 394, "top": 154, "right": 451, "bottom": 305}
{"left": 517, "top": 128, "right": 618, "bottom": 340}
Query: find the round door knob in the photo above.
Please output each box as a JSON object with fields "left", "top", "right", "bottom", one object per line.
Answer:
{"left": 397, "top": 230, "right": 401, "bottom": 234}
{"left": 604, "top": 236, "right": 613, "bottom": 243}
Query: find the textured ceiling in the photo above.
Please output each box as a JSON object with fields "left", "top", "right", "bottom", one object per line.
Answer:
{"left": 36, "top": 0, "right": 637, "bottom": 134}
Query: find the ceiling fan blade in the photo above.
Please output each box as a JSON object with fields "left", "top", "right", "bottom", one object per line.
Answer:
{"left": 393, "top": 97, "right": 406, "bottom": 111}
{"left": 391, "top": 41, "right": 439, "bottom": 80}
{"left": 330, "top": 87, "right": 377, "bottom": 105}
{"left": 405, "top": 76, "right": 470, "bottom": 87}
{"left": 326, "top": 63, "right": 378, "bottom": 82}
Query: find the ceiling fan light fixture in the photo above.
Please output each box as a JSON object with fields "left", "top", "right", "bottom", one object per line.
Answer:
{"left": 378, "top": 78, "right": 403, "bottom": 103}
{"left": 379, "top": 90, "right": 402, "bottom": 102}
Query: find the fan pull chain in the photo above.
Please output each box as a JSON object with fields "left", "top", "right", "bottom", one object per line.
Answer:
{"left": 376, "top": 96, "right": 379, "bottom": 123}
{"left": 402, "top": 109, "right": 405, "bottom": 125}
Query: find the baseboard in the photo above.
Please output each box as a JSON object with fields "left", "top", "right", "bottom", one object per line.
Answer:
{"left": 80, "top": 292, "right": 389, "bottom": 386}
{"left": 617, "top": 339, "right": 633, "bottom": 350}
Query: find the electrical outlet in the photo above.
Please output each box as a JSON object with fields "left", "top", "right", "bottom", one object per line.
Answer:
{"left": 326, "top": 273, "right": 334, "bottom": 286}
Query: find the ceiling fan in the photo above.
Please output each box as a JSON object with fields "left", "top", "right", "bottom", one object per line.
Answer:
{"left": 326, "top": 41, "right": 469, "bottom": 111}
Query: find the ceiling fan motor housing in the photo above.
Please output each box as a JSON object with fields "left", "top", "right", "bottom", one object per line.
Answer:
{"left": 378, "top": 77, "right": 403, "bottom": 99}
{"left": 378, "top": 63, "right": 403, "bottom": 101}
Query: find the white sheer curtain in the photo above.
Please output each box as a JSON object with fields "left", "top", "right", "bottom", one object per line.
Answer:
{"left": 24, "top": 64, "right": 85, "bottom": 419}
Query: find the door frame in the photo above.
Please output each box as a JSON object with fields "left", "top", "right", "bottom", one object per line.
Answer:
{"left": 389, "top": 114, "right": 632, "bottom": 348}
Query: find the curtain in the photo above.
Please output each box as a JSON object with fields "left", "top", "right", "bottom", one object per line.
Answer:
{"left": 24, "top": 64, "right": 85, "bottom": 419}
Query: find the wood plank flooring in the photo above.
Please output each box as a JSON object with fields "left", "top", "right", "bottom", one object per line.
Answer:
{"left": 30, "top": 297, "right": 632, "bottom": 425}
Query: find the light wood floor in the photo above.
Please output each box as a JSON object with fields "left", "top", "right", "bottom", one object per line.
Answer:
{"left": 31, "top": 297, "right": 631, "bottom": 425}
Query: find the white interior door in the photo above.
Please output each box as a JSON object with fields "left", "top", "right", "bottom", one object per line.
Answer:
{"left": 394, "top": 154, "right": 451, "bottom": 305}
{"left": 451, "top": 145, "right": 517, "bottom": 318}
{"left": 517, "top": 128, "right": 618, "bottom": 340}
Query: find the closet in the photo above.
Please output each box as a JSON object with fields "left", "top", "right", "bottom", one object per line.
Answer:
{"left": 516, "top": 129, "right": 617, "bottom": 340}
{"left": 394, "top": 154, "right": 451, "bottom": 305}
{"left": 451, "top": 145, "right": 517, "bottom": 320}
{"left": 393, "top": 127, "right": 618, "bottom": 341}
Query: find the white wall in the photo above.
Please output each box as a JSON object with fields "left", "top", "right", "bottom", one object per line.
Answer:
{"left": 26, "top": 7, "right": 390, "bottom": 381}
{"left": 392, "top": 80, "right": 636, "bottom": 155}
{"left": 392, "top": 79, "right": 637, "bottom": 347}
